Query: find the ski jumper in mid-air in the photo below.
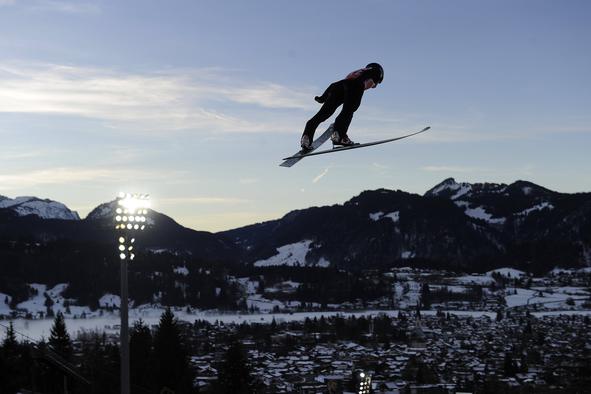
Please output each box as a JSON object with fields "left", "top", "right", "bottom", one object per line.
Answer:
{"left": 300, "top": 62, "right": 384, "bottom": 151}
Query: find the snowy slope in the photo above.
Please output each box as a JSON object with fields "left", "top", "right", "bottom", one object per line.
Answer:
{"left": 0, "top": 293, "right": 12, "bottom": 316}
{"left": 369, "top": 211, "right": 400, "bottom": 223}
{"left": 0, "top": 196, "right": 79, "bottom": 220}
{"left": 425, "top": 178, "right": 473, "bottom": 200}
{"left": 463, "top": 206, "right": 506, "bottom": 224}
{"left": 253, "top": 240, "right": 330, "bottom": 267}
{"left": 86, "top": 200, "right": 116, "bottom": 220}
{"left": 13, "top": 283, "right": 91, "bottom": 317}
{"left": 515, "top": 202, "right": 554, "bottom": 216}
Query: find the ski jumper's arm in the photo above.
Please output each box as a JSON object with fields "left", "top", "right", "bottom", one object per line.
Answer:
{"left": 346, "top": 68, "right": 376, "bottom": 90}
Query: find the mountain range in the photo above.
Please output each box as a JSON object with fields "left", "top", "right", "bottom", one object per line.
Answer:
{"left": 1, "top": 178, "right": 590, "bottom": 274}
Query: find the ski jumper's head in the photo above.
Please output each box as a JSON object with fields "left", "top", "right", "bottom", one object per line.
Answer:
{"left": 365, "top": 63, "right": 384, "bottom": 86}
{"left": 345, "top": 63, "right": 384, "bottom": 89}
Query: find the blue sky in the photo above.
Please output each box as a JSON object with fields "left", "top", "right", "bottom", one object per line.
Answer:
{"left": 1, "top": 0, "right": 590, "bottom": 231}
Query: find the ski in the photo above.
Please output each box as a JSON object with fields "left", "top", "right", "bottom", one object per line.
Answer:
{"left": 282, "top": 126, "right": 430, "bottom": 161}
{"left": 279, "top": 124, "right": 335, "bottom": 167}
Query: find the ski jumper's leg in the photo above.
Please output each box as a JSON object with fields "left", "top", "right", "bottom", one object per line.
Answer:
{"left": 303, "top": 82, "right": 343, "bottom": 140}
{"left": 334, "top": 80, "right": 364, "bottom": 138}
{"left": 315, "top": 82, "right": 337, "bottom": 103}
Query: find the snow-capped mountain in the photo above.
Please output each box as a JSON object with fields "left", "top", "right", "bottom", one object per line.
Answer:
{"left": 424, "top": 177, "right": 475, "bottom": 200}
{"left": 0, "top": 195, "right": 80, "bottom": 220}
{"left": 86, "top": 200, "right": 116, "bottom": 220}
{"left": 425, "top": 178, "right": 558, "bottom": 225}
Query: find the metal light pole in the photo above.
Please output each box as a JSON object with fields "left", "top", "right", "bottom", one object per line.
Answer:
{"left": 115, "top": 193, "right": 150, "bottom": 394}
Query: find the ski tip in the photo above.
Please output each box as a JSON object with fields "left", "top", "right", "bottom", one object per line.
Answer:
{"left": 423, "top": 126, "right": 431, "bottom": 131}
{"left": 283, "top": 153, "right": 307, "bottom": 160}
{"left": 279, "top": 161, "right": 296, "bottom": 168}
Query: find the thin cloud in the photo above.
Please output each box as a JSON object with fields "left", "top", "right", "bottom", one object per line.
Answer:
{"left": 0, "top": 62, "right": 315, "bottom": 133}
{"left": 0, "top": 168, "right": 117, "bottom": 189}
{"left": 354, "top": 117, "right": 530, "bottom": 143}
{"left": 219, "top": 83, "right": 313, "bottom": 110}
{"left": 312, "top": 167, "right": 330, "bottom": 183}
{"left": 372, "top": 162, "right": 389, "bottom": 170}
{"left": 422, "top": 165, "right": 490, "bottom": 173}
{"left": 30, "top": 1, "right": 100, "bottom": 14}
{"left": 0, "top": 167, "right": 177, "bottom": 190}
{"left": 239, "top": 178, "right": 259, "bottom": 185}
{"left": 159, "top": 197, "right": 249, "bottom": 205}
{"left": 0, "top": 0, "right": 99, "bottom": 13}
{"left": 0, "top": 148, "right": 52, "bottom": 160}
{"left": 520, "top": 164, "right": 535, "bottom": 177}
{"left": 535, "top": 125, "right": 591, "bottom": 134}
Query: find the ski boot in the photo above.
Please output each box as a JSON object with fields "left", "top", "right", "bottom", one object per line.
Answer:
{"left": 331, "top": 132, "right": 356, "bottom": 147}
{"left": 300, "top": 134, "right": 312, "bottom": 152}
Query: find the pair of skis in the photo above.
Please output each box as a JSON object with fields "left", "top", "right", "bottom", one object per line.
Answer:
{"left": 279, "top": 125, "right": 431, "bottom": 167}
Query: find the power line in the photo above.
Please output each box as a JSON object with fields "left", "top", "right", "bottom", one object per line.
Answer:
{"left": 0, "top": 321, "right": 156, "bottom": 394}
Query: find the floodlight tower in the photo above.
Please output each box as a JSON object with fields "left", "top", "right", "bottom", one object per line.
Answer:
{"left": 114, "top": 192, "right": 150, "bottom": 394}
{"left": 357, "top": 371, "right": 372, "bottom": 394}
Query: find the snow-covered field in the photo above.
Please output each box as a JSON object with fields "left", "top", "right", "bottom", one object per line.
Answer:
{"left": 505, "top": 287, "right": 589, "bottom": 308}
{"left": 3, "top": 267, "right": 590, "bottom": 341}
{"left": 0, "top": 309, "right": 489, "bottom": 341}
{"left": 400, "top": 251, "right": 415, "bottom": 259}
{"left": 0, "top": 293, "right": 12, "bottom": 316}
{"left": 487, "top": 268, "right": 526, "bottom": 278}
{"left": 454, "top": 275, "right": 495, "bottom": 285}
{"left": 6, "top": 307, "right": 590, "bottom": 342}
{"left": 451, "top": 268, "right": 526, "bottom": 285}
{"left": 430, "top": 285, "right": 469, "bottom": 294}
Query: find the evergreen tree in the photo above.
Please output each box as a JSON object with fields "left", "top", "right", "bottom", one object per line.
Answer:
{"left": 45, "top": 313, "right": 74, "bottom": 394}
{"left": 503, "top": 353, "right": 517, "bottom": 377}
{"left": 153, "top": 308, "right": 193, "bottom": 393}
{"left": 495, "top": 309, "right": 503, "bottom": 321}
{"left": 48, "top": 311, "right": 73, "bottom": 360}
{"left": 1, "top": 321, "right": 21, "bottom": 394}
{"left": 130, "top": 319, "right": 153, "bottom": 393}
{"left": 78, "top": 332, "right": 120, "bottom": 394}
{"left": 420, "top": 283, "right": 431, "bottom": 308}
{"left": 217, "top": 341, "right": 254, "bottom": 394}
{"left": 2, "top": 321, "right": 18, "bottom": 351}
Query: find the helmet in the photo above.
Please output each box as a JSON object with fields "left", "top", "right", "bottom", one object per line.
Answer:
{"left": 365, "top": 62, "right": 384, "bottom": 84}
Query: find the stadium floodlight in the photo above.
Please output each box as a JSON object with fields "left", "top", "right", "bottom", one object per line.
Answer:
{"left": 115, "top": 193, "right": 150, "bottom": 394}
{"left": 357, "top": 371, "right": 372, "bottom": 394}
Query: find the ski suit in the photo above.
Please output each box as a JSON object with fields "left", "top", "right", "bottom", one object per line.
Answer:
{"left": 303, "top": 68, "right": 377, "bottom": 141}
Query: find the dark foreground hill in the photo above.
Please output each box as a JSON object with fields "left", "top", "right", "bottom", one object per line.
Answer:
{"left": 0, "top": 200, "right": 239, "bottom": 262}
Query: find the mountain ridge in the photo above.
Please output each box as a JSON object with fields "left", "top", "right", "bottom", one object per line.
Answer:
{"left": 0, "top": 195, "right": 80, "bottom": 220}
{"left": 220, "top": 179, "right": 591, "bottom": 274}
{"left": 2, "top": 178, "right": 590, "bottom": 273}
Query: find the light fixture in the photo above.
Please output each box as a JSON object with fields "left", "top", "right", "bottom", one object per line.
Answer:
{"left": 114, "top": 192, "right": 150, "bottom": 394}
{"left": 357, "top": 371, "right": 372, "bottom": 394}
